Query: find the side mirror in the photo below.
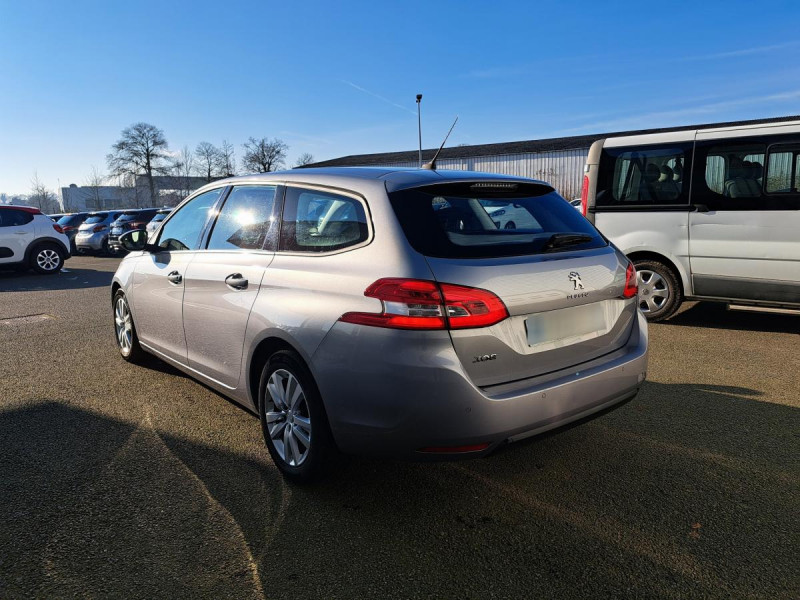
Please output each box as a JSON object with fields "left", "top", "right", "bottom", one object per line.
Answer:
{"left": 120, "top": 229, "right": 156, "bottom": 252}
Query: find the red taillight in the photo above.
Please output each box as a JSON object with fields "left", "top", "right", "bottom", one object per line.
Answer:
{"left": 339, "top": 278, "right": 509, "bottom": 330}
{"left": 62, "top": 226, "right": 74, "bottom": 232}
{"left": 93, "top": 225, "right": 106, "bottom": 233}
{"left": 623, "top": 262, "right": 638, "bottom": 299}
{"left": 580, "top": 174, "right": 589, "bottom": 217}
{"left": 52, "top": 224, "right": 64, "bottom": 234}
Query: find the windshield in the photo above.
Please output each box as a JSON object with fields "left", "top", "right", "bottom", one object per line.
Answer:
{"left": 389, "top": 182, "right": 606, "bottom": 259}
{"left": 83, "top": 214, "right": 108, "bottom": 224}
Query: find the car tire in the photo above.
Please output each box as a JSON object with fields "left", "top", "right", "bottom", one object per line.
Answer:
{"left": 258, "top": 350, "right": 337, "bottom": 483}
{"left": 29, "top": 243, "right": 64, "bottom": 275}
{"left": 113, "top": 290, "right": 147, "bottom": 363}
{"left": 633, "top": 259, "right": 682, "bottom": 322}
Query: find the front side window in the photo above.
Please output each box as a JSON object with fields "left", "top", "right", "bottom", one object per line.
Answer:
{"left": 597, "top": 144, "right": 690, "bottom": 207}
{"left": 157, "top": 188, "right": 223, "bottom": 251}
{"left": 207, "top": 185, "right": 277, "bottom": 250}
{"left": 280, "top": 187, "right": 369, "bottom": 253}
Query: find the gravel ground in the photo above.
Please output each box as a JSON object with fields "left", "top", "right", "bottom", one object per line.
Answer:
{"left": 1, "top": 255, "right": 798, "bottom": 599}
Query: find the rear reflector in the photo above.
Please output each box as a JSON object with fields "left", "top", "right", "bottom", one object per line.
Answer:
{"left": 580, "top": 174, "right": 589, "bottom": 217}
{"left": 339, "top": 278, "right": 509, "bottom": 330}
{"left": 418, "top": 443, "right": 490, "bottom": 453}
{"left": 622, "top": 262, "right": 638, "bottom": 298}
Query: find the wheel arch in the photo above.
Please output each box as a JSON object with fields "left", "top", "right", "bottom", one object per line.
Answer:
{"left": 247, "top": 335, "right": 312, "bottom": 415}
{"left": 626, "top": 250, "right": 689, "bottom": 296}
{"left": 24, "top": 237, "right": 69, "bottom": 264}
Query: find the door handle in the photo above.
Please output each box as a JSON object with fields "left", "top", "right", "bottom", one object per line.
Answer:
{"left": 225, "top": 273, "right": 248, "bottom": 290}
{"left": 167, "top": 271, "right": 182, "bottom": 285}
{"left": 14, "top": 231, "right": 28, "bottom": 235}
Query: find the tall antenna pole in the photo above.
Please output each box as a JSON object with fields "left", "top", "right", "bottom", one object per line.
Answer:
{"left": 416, "top": 94, "right": 423, "bottom": 167}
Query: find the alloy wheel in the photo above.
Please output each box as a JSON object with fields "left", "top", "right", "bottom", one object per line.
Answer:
{"left": 637, "top": 269, "right": 670, "bottom": 314}
{"left": 114, "top": 297, "right": 133, "bottom": 354}
{"left": 36, "top": 248, "right": 61, "bottom": 271}
{"left": 265, "top": 369, "right": 312, "bottom": 467}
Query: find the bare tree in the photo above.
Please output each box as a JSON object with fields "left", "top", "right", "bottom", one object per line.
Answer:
{"left": 107, "top": 122, "right": 171, "bottom": 205}
{"left": 29, "top": 172, "right": 60, "bottom": 213}
{"left": 175, "top": 146, "right": 196, "bottom": 201}
{"left": 218, "top": 139, "right": 237, "bottom": 177}
{"left": 194, "top": 141, "right": 221, "bottom": 182}
{"left": 294, "top": 153, "right": 315, "bottom": 167}
{"left": 83, "top": 166, "right": 106, "bottom": 211}
{"left": 241, "top": 137, "right": 288, "bottom": 173}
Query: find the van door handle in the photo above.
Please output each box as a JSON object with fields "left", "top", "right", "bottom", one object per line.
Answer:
{"left": 225, "top": 273, "right": 248, "bottom": 290}
{"left": 167, "top": 271, "right": 182, "bottom": 285}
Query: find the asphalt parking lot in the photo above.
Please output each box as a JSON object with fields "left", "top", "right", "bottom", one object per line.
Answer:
{"left": 1, "top": 255, "right": 798, "bottom": 599}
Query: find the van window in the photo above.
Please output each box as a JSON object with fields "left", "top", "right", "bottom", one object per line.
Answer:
{"left": 693, "top": 139, "right": 800, "bottom": 210}
{"left": 280, "top": 187, "right": 369, "bottom": 253}
{"left": 765, "top": 146, "right": 800, "bottom": 194}
{"left": 596, "top": 144, "right": 690, "bottom": 207}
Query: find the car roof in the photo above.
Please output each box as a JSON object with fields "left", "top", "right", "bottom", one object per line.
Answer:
{"left": 194, "top": 167, "right": 551, "bottom": 195}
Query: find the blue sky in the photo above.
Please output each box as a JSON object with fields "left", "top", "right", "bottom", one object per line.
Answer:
{"left": 1, "top": 0, "right": 799, "bottom": 195}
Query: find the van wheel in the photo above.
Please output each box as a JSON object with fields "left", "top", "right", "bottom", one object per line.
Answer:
{"left": 633, "top": 259, "right": 682, "bottom": 321}
{"left": 30, "top": 243, "right": 64, "bottom": 274}
{"left": 258, "top": 350, "right": 337, "bottom": 483}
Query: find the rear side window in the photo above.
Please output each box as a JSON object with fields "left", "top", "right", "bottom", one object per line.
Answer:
{"left": 693, "top": 138, "right": 800, "bottom": 210}
{"left": 280, "top": 187, "right": 369, "bottom": 253}
{"left": 0, "top": 209, "right": 34, "bottom": 227}
{"left": 207, "top": 185, "right": 277, "bottom": 250}
{"left": 596, "top": 144, "right": 691, "bottom": 207}
{"left": 389, "top": 182, "right": 606, "bottom": 259}
{"left": 765, "top": 145, "right": 800, "bottom": 193}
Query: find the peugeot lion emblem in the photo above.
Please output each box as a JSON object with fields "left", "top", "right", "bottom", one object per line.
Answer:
{"left": 569, "top": 271, "right": 584, "bottom": 290}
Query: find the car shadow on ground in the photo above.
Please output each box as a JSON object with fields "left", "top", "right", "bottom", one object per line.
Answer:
{"left": 0, "top": 265, "right": 115, "bottom": 292}
{"left": 666, "top": 301, "right": 799, "bottom": 334}
{"left": 1, "top": 380, "right": 796, "bottom": 598}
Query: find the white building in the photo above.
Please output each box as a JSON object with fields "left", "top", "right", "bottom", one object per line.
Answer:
{"left": 61, "top": 175, "right": 211, "bottom": 212}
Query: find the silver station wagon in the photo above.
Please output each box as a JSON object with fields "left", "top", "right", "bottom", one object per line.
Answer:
{"left": 112, "top": 168, "right": 648, "bottom": 481}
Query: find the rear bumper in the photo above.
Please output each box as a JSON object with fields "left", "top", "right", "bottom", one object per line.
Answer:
{"left": 75, "top": 232, "right": 107, "bottom": 250}
{"left": 311, "top": 310, "right": 648, "bottom": 458}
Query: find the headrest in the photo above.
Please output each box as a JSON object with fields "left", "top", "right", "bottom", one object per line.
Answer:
{"left": 672, "top": 163, "right": 683, "bottom": 182}
{"left": 644, "top": 163, "right": 661, "bottom": 182}
{"left": 658, "top": 165, "right": 674, "bottom": 182}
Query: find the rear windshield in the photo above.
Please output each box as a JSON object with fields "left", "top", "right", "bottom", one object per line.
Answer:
{"left": 57, "top": 214, "right": 86, "bottom": 226}
{"left": 116, "top": 212, "right": 139, "bottom": 222}
{"left": 84, "top": 213, "right": 108, "bottom": 224}
{"left": 388, "top": 182, "right": 606, "bottom": 258}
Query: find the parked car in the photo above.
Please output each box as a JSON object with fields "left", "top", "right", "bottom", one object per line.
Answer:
{"left": 108, "top": 209, "right": 159, "bottom": 253}
{"left": 483, "top": 200, "right": 542, "bottom": 229}
{"left": 581, "top": 118, "right": 800, "bottom": 320}
{"left": 74, "top": 211, "right": 124, "bottom": 255}
{"left": 0, "top": 205, "right": 71, "bottom": 273}
{"left": 145, "top": 208, "right": 172, "bottom": 237}
{"left": 112, "top": 168, "right": 648, "bottom": 481}
{"left": 56, "top": 212, "right": 89, "bottom": 253}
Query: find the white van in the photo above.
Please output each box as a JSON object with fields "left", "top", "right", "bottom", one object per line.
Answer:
{"left": 581, "top": 119, "right": 800, "bottom": 320}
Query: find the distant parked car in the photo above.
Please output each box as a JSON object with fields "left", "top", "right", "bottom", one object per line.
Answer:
{"left": 145, "top": 208, "right": 172, "bottom": 237}
{"left": 483, "top": 200, "right": 542, "bottom": 229}
{"left": 0, "top": 205, "right": 71, "bottom": 273}
{"left": 109, "top": 209, "right": 158, "bottom": 254}
{"left": 56, "top": 212, "right": 89, "bottom": 253}
{"left": 74, "top": 211, "right": 124, "bottom": 255}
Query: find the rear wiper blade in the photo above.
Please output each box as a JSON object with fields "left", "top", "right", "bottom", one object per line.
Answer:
{"left": 541, "top": 233, "right": 594, "bottom": 251}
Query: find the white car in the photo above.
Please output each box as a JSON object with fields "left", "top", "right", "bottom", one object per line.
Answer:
{"left": 0, "top": 206, "right": 71, "bottom": 274}
{"left": 483, "top": 201, "right": 542, "bottom": 230}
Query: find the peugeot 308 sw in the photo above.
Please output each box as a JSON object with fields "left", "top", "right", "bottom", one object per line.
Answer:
{"left": 112, "top": 168, "right": 648, "bottom": 481}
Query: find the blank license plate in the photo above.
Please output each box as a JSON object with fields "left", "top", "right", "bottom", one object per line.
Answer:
{"left": 525, "top": 302, "right": 607, "bottom": 347}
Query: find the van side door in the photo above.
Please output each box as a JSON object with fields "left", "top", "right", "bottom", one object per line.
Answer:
{"left": 689, "top": 129, "right": 800, "bottom": 305}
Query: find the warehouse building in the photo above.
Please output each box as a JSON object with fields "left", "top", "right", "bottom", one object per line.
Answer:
{"left": 308, "top": 115, "right": 799, "bottom": 199}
